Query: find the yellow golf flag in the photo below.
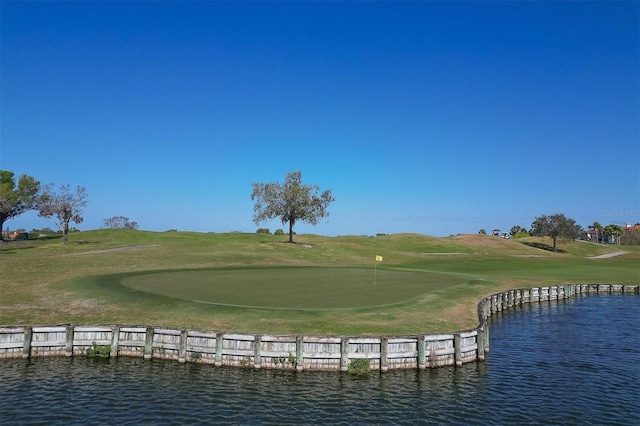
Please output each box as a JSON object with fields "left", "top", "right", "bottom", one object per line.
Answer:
{"left": 375, "top": 255, "right": 383, "bottom": 262}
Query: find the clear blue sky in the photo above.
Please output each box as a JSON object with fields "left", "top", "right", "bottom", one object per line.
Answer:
{"left": 1, "top": 1, "right": 638, "bottom": 237}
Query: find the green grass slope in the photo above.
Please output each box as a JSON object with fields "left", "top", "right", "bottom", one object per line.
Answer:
{"left": 1, "top": 230, "right": 637, "bottom": 335}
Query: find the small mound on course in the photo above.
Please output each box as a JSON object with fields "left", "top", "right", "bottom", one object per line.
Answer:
{"left": 121, "top": 267, "right": 467, "bottom": 309}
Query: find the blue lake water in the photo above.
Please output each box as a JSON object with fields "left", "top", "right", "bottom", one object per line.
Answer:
{"left": 0, "top": 294, "right": 638, "bottom": 425}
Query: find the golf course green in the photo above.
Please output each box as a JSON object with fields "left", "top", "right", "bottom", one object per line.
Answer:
{"left": 120, "top": 267, "right": 468, "bottom": 309}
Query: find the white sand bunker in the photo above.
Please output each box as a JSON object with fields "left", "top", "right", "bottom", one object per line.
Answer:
{"left": 587, "top": 251, "right": 629, "bottom": 259}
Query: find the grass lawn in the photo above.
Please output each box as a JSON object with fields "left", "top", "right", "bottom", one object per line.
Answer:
{"left": 120, "top": 267, "right": 468, "bottom": 309}
{"left": 1, "top": 230, "right": 638, "bottom": 335}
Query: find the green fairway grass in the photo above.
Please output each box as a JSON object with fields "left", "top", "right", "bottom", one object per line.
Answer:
{"left": 120, "top": 267, "right": 468, "bottom": 309}
{"left": 1, "top": 230, "right": 638, "bottom": 335}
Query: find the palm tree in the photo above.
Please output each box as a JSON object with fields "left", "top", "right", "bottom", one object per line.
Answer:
{"left": 603, "top": 224, "right": 623, "bottom": 245}
{"left": 590, "top": 221, "right": 603, "bottom": 243}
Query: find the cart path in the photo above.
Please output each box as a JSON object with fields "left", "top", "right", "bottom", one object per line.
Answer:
{"left": 65, "top": 244, "right": 158, "bottom": 255}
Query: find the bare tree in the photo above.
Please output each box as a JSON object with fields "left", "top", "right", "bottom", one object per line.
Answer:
{"left": 0, "top": 170, "right": 42, "bottom": 241}
{"left": 39, "top": 185, "right": 88, "bottom": 243}
{"left": 251, "top": 171, "right": 335, "bottom": 243}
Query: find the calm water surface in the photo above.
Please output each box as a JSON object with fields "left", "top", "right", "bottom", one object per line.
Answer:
{"left": 0, "top": 294, "right": 638, "bottom": 425}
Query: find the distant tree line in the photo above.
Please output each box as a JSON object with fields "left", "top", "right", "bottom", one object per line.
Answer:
{"left": 3, "top": 168, "right": 638, "bottom": 247}
{"left": 103, "top": 216, "right": 139, "bottom": 230}
{"left": 256, "top": 228, "right": 290, "bottom": 236}
{"left": 480, "top": 214, "right": 640, "bottom": 246}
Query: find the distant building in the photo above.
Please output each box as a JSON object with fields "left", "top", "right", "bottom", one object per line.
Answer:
{"left": 586, "top": 223, "right": 640, "bottom": 244}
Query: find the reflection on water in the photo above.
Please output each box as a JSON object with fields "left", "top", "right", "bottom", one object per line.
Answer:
{"left": 0, "top": 294, "right": 638, "bottom": 425}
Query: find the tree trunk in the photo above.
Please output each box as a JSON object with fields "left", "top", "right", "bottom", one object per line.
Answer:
{"left": 288, "top": 220, "right": 294, "bottom": 243}
{"left": 552, "top": 236, "right": 557, "bottom": 252}
{"left": 62, "top": 221, "right": 69, "bottom": 244}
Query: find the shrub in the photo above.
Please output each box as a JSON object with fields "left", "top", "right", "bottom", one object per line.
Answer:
{"left": 271, "top": 353, "right": 297, "bottom": 368}
{"left": 347, "top": 358, "right": 371, "bottom": 376}
{"left": 256, "top": 228, "right": 271, "bottom": 234}
{"left": 274, "top": 229, "right": 285, "bottom": 236}
{"left": 86, "top": 342, "right": 111, "bottom": 359}
{"left": 288, "top": 353, "right": 297, "bottom": 367}
{"left": 103, "top": 216, "right": 139, "bottom": 230}
{"left": 621, "top": 229, "right": 640, "bottom": 245}
{"left": 29, "top": 228, "right": 57, "bottom": 238}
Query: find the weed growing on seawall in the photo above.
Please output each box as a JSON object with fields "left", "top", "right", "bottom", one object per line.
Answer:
{"left": 86, "top": 342, "right": 111, "bottom": 359}
{"left": 348, "top": 358, "right": 371, "bottom": 376}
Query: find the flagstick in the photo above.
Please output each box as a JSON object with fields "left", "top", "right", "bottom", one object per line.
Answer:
{"left": 373, "top": 260, "right": 377, "bottom": 287}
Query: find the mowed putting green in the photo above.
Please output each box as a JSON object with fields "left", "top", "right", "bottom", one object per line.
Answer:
{"left": 121, "top": 267, "right": 469, "bottom": 310}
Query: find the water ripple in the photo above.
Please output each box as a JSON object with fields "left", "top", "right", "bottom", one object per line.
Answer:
{"left": 0, "top": 295, "right": 638, "bottom": 425}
